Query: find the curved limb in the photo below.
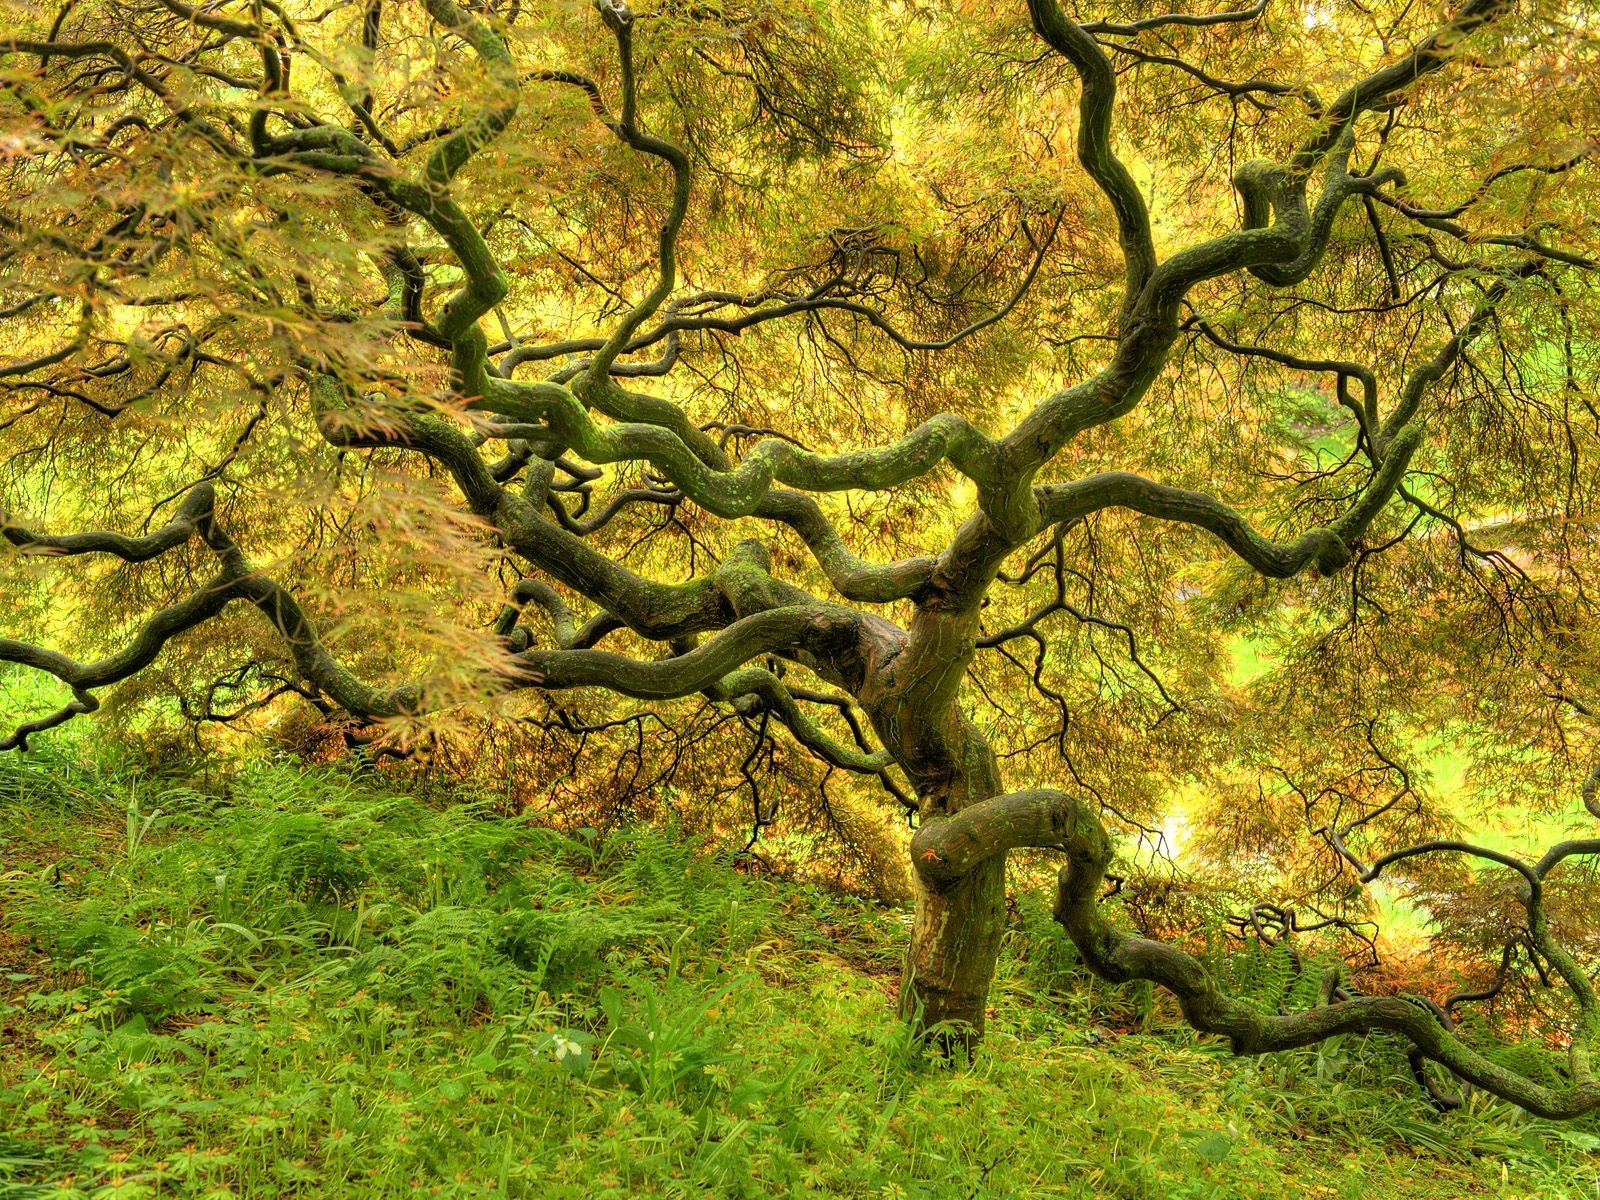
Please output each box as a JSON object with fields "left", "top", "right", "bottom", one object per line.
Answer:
{"left": 1, "top": 495, "right": 424, "bottom": 731}
{"left": 0, "top": 688, "right": 99, "bottom": 753}
{"left": 3, "top": 482, "right": 216, "bottom": 560}
{"left": 713, "top": 665, "right": 894, "bottom": 776}
{"left": 518, "top": 604, "right": 868, "bottom": 699}
{"left": 1026, "top": 0, "right": 1156, "bottom": 314}
{"left": 469, "top": 376, "right": 1007, "bottom": 520}
{"left": 520, "top": 15, "right": 691, "bottom": 390}
{"left": 907, "top": 787, "right": 1600, "bottom": 1119}
{"left": 1005, "top": 0, "right": 1526, "bottom": 485}
{"left": 1034, "top": 425, "right": 1421, "bottom": 578}
{"left": 1, "top": 503, "right": 861, "bottom": 745}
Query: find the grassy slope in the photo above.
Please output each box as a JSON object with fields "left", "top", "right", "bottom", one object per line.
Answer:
{"left": 1, "top": 755, "right": 1596, "bottom": 1199}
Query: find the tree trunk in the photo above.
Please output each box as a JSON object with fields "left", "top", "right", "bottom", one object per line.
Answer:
{"left": 899, "top": 848, "right": 1007, "bottom": 1047}
{"left": 859, "top": 601, "right": 1011, "bottom": 1049}
{"left": 891, "top": 708, "right": 1008, "bottom": 1048}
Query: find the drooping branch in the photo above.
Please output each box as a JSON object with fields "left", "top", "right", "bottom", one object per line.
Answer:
{"left": 0, "top": 37, "right": 248, "bottom": 158}
{"left": 495, "top": 214, "right": 1064, "bottom": 380}
{"left": 1, "top": 569, "right": 243, "bottom": 693}
{"left": 755, "top": 491, "right": 937, "bottom": 603}
{"left": 978, "top": 523, "right": 1179, "bottom": 714}
{"left": 3, "top": 481, "right": 216, "bottom": 561}
{"left": 1377, "top": 264, "right": 1544, "bottom": 446}
{"left": 0, "top": 487, "right": 426, "bottom": 735}
{"left": 1093, "top": 40, "right": 1307, "bottom": 117}
{"left": 1379, "top": 151, "right": 1592, "bottom": 224}
{"left": 518, "top": 604, "right": 865, "bottom": 699}
{"left": 711, "top": 666, "right": 906, "bottom": 799}
{"left": 0, "top": 688, "right": 99, "bottom": 753}
{"left": 907, "top": 787, "right": 1600, "bottom": 1119}
{"left": 1034, "top": 425, "right": 1421, "bottom": 578}
{"left": 0, "top": 486, "right": 863, "bottom": 747}
{"left": 1080, "top": 0, "right": 1268, "bottom": 36}
{"left": 1183, "top": 309, "right": 1378, "bottom": 440}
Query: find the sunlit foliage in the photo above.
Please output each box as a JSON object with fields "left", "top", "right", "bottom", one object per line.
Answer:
{"left": 2, "top": 0, "right": 1598, "bottom": 1115}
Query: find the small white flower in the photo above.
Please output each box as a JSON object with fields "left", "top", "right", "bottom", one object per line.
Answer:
{"left": 552, "top": 1036, "right": 581, "bottom": 1061}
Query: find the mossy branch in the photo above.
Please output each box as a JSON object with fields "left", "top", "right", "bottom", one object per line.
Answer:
{"left": 1035, "top": 424, "right": 1422, "bottom": 578}
{"left": 908, "top": 787, "right": 1600, "bottom": 1120}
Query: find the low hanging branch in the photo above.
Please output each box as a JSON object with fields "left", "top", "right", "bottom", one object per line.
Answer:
{"left": 912, "top": 786, "right": 1600, "bottom": 1119}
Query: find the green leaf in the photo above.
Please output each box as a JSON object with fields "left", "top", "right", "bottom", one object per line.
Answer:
{"left": 436, "top": 1078, "right": 470, "bottom": 1102}
{"left": 530, "top": 1030, "right": 594, "bottom": 1078}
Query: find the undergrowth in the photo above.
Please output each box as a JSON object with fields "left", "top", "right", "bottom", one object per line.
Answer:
{"left": 1, "top": 751, "right": 1597, "bottom": 1198}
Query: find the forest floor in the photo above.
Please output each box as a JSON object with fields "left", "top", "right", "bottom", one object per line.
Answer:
{"left": 1, "top": 752, "right": 1597, "bottom": 1199}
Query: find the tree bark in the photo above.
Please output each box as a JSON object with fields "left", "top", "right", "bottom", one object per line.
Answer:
{"left": 860, "top": 598, "right": 1011, "bottom": 1046}
{"left": 899, "top": 849, "right": 1007, "bottom": 1046}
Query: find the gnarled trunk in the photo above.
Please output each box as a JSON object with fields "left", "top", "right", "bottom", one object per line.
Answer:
{"left": 850, "top": 576, "right": 1022, "bottom": 1047}
{"left": 868, "top": 638, "right": 1010, "bottom": 1045}
{"left": 899, "top": 850, "right": 1007, "bottom": 1044}
{"left": 899, "top": 785, "right": 1088, "bottom": 1044}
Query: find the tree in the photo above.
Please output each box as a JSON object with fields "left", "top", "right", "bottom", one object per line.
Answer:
{"left": 2, "top": 0, "right": 1598, "bottom": 1117}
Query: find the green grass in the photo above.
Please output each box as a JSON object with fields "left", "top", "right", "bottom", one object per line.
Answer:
{"left": 2, "top": 753, "right": 1597, "bottom": 1199}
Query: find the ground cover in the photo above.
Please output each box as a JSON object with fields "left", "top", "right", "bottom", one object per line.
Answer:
{"left": 2, "top": 753, "right": 1596, "bottom": 1199}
